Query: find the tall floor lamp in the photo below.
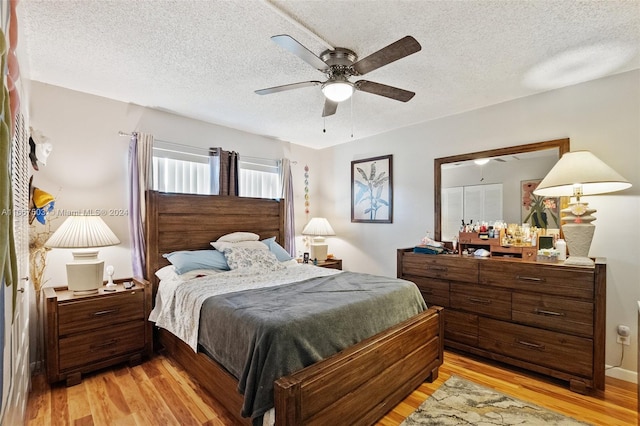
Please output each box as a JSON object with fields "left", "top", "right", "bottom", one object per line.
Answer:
{"left": 533, "top": 151, "right": 631, "bottom": 266}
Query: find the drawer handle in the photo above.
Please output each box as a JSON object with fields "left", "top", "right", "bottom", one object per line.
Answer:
{"left": 516, "top": 275, "right": 546, "bottom": 282}
{"left": 534, "top": 308, "right": 565, "bottom": 317}
{"left": 468, "top": 297, "right": 491, "bottom": 305}
{"left": 428, "top": 266, "right": 448, "bottom": 272}
{"left": 516, "top": 340, "right": 545, "bottom": 351}
{"left": 90, "top": 339, "right": 118, "bottom": 352}
{"left": 92, "top": 308, "right": 120, "bottom": 317}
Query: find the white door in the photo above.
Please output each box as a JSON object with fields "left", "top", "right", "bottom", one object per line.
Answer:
{"left": 0, "top": 112, "right": 31, "bottom": 424}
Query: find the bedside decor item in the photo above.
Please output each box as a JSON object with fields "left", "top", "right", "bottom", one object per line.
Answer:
{"left": 45, "top": 215, "right": 121, "bottom": 294}
{"left": 351, "top": 154, "right": 393, "bottom": 223}
{"left": 302, "top": 217, "right": 335, "bottom": 261}
{"left": 104, "top": 265, "right": 116, "bottom": 291}
{"left": 534, "top": 150, "right": 631, "bottom": 266}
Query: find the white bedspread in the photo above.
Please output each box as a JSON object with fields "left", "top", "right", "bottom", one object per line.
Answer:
{"left": 148, "top": 263, "right": 340, "bottom": 352}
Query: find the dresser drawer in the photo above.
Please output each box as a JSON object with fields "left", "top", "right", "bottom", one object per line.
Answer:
{"left": 479, "top": 262, "right": 594, "bottom": 299}
{"left": 410, "top": 277, "right": 450, "bottom": 307}
{"left": 401, "top": 253, "right": 478, "bottom": 283}
{"left": 479, "top": 317, "right": 593, "bottom": 378}
{"left": 451, "top": 283, "right": 511, "bottom": 320}
{"left": 445, "top": 309, "right": 478, "bottom": 346}
{"left": 59, "top": 321, "right": 145, "bottom": 371}
{"left": 58, "top": 290, "right": 144, "bottom": 335}
{"left": 512, "top": 293, "right": 594, "bottom": 337}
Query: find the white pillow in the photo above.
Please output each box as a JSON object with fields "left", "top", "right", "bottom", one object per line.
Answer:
{"left": 211, "top": 240, "right": 268, "bottom": 251}
{"left": 155, "top": 265, "right": 177, "bottom": 281}
{"left": 223, "top": 247, "right": 285, "bottom": 271}
{"left": 155, "top": 265, "right": 219, "bottom": 282}
{"left": 217, "top": 232, "right": 260, "bottom": 243}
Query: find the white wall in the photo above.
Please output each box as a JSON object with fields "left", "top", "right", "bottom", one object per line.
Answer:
{"left": 321, "top": 70, "right": 640, "bottom": 381}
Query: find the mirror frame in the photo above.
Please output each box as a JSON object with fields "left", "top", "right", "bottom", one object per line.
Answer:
{"left": 434, "top": 138, "right": 570, "bottom": 241}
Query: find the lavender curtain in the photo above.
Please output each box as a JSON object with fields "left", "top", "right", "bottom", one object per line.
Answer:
{"left": 209, "top": 147, "right": 238, "bottom": 196}
{"left": 280, "top": 158, "right": 296, "bottom": 256}
{"left": 128, "top": 132, "right": 153, "bottom": 278}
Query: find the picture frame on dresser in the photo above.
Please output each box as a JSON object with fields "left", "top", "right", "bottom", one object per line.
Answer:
{"left": 351, "top": 154, "right": 393, "bottom": 223}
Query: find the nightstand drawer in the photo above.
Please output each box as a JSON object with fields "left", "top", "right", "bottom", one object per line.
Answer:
{"left": 58, "top": 290, "right": 144, "bottom": 335}
{"left": 59, "top": 321, "right": 145, "bottom": 371}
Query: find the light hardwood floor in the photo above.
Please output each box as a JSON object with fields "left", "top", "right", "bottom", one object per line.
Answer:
{"left": 27, "top": 350, "right": 638, "bottom": 425}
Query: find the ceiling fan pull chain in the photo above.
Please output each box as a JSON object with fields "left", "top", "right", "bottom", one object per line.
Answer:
{"left": 350, "top": 95, "right": 354, "bottom": 138}
{"left": 323, "top": 116, "right": 326, "bottom": 133}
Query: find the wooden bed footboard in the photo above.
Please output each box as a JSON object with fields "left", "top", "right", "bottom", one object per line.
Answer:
{"left": 158, "top": 306, "right": 444, "bottom": 425}
{"left": 275, "top": 306, "right": 444, "bottom": 425}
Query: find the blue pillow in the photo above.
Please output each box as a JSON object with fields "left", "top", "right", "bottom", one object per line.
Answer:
{"left": 261, "top": 237, "right": 293, "bottom": 262}
{"left": 163, "top": 250, "right": 229, "bottom": 274}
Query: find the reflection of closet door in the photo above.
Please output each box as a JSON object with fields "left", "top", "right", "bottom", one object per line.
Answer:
{"left": 463, "top": 183, "right": 503, "bottom": 225}
{"left": 441, "top": 187, "right": 463, "bottom": 241}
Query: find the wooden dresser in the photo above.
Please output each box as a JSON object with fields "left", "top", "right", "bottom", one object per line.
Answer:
{"left": 397, "top": 249, "right": 606, "bottom": 393}
{"left": 44, "top": 278, "right": 152, "bottom": 386}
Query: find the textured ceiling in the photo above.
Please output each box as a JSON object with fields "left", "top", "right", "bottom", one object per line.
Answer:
{"left": 18, "top": 1, "right": 640, "bottom": 149}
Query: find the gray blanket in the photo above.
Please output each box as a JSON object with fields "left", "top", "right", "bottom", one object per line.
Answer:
{"left": 198, "top": 271, "right": 427, "bottom": 421}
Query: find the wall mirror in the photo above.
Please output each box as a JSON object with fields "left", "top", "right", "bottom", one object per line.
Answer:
{"left": 434, "top": 138, "right": 570, "bottom": 242}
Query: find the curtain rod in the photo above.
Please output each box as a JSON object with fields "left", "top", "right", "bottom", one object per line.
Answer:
{"left": 118, "top": 131, "right": 296, "bottom": 164}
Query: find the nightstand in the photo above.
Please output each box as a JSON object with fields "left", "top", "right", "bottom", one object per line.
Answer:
{"left": 44, "top": 278, "right": 152, "bottom": 386}
{"left": 316, "top": 258, "right": 342, "bottom": 270}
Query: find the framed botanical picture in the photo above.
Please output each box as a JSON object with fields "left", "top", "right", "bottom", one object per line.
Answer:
{"left": 351, "top": 155, "right": 393, "bottom": 223}
{"left": 521, "top": 179, "right": 560, "bottom": 229}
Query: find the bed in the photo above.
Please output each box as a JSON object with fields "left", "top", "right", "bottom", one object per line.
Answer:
{"left": 144, "top": 190, "right": 444, "bottom": 425}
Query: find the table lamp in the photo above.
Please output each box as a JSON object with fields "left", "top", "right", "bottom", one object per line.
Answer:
{"left": 45, "top": 215, "right": 121, "bottom": 294}
{"left": 302, "top": 217, "right": 335, "bottom": 261}
{"left": 533, "top": 150, "right": 631, "bottom": 266}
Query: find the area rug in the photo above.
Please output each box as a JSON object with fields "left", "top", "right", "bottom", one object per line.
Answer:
{"left": 401, "top": 375, "right": 591, "bottom": 425}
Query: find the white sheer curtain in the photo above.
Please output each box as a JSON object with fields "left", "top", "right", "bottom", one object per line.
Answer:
{"left": 280, "top": 158, "right": 296, "bottom": 256}
{"left": 128, "top": 132, "right": 153, "bottom": 278}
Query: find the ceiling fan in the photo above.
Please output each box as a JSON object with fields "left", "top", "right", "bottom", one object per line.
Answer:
{"left": 255, "top": 35, "right": 422, "bottom": 117}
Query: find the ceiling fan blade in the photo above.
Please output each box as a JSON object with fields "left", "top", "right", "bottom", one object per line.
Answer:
{"left": 322, "top": 99, "right": 338, "bottom": 117}
{"left": 255, "top": 81, "right": 321, "bottom": 95}
{"left": 355, "top": 80, "right": 415, "bottom": 102}
{"left": 271, "top": 35, "right": 329, "bottom": 72}
{"left": 351, "top": 36, "right": 421, "bottom": 76}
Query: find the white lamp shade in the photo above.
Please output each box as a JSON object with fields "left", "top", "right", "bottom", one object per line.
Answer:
{"left": 45, "top": 215, "right": 120, "bottom": 249}
{"left": 302, "top": 217, "right": 336, "bottom": 236}
{"left": 533, "top": 150, "right": 631, "bottom": 197}
{"left": 321, "top": 81, "right": 354, "bottom": 102}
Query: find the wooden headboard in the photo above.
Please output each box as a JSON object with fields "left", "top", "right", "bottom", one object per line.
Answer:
{"left": 145, "top": 190, "right": 285, "bottom": 289}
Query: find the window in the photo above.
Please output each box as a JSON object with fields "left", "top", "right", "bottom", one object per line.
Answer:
{"left": 151, "top": 143, "right": 281, "bottom": 198}
{"left": 239, "top": 157, "right": 280, "bottom": 198}
{"left": 152, "top": 142, "right": 211, "bottom": 195}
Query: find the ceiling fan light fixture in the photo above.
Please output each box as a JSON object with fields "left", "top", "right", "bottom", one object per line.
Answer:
{"left": 321, "top": 80, "right": 354, "bottom": 102}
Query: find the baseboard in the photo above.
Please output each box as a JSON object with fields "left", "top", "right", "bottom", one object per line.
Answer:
{"left": 605, "top": 365, "right": 638, "bottom": 384}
